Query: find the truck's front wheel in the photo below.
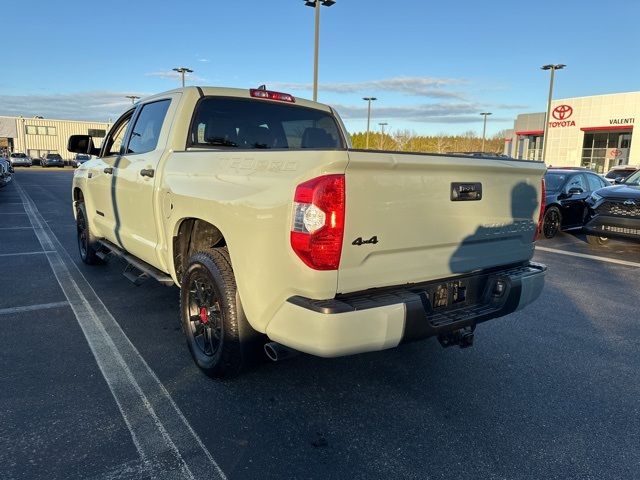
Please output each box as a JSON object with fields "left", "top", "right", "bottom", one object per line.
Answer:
{"left": 180, "top": 248, "right": 255, "bottom": 378}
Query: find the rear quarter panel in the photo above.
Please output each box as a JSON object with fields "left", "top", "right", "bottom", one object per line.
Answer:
{"left": 161, "top": 149, "right": 350, "bottom": 333}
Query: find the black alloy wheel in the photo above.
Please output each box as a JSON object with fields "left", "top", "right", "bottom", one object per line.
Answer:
{"left": 543, "top": 207, "right": 562, "bottom": 239}
{"left": 186, "top": 274, "right": 223, "bottom": 359}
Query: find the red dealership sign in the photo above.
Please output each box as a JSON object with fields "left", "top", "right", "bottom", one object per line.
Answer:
{"left": 549, "top": 104, "right": 575, "bottom": 127}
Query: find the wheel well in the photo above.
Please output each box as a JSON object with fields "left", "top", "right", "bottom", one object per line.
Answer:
{"left": 173, "top": 219, "right": 227, "bottom": 281}
{"left": 73, "top": 187, "right": 84, "bottom": 203}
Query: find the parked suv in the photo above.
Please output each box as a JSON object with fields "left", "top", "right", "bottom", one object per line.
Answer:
{"left": 41, "top": 153, "right": 65, "bottom": 168}
{"left": 603, "top": 165, "right": 639, "bottom": 185}
{"left": 9, "top": 152, "right": 32, "bottom": 167}
{"left": 585, "top": 169, "right": 640, "bottom": 246}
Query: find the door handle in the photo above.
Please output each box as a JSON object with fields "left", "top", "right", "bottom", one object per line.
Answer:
{"left": 140, "top": 169, "right": 155, "bottom": 178}
{"left": 103, "top": 167, "right": 113, "bottom": 174}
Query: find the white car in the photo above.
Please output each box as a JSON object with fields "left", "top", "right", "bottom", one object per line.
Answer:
{"left": 603, "top": 165, "right": 639, "bottom": 184}
{"left": 9, "top": 152, "right": 32, "bottom": 167}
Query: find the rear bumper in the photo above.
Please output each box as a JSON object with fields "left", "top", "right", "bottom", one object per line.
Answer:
{"left": 265, "top": 262, "right": 546, "bottom": 357}
{"left": 584, "top": 215, "right": 640, "bottom": 242}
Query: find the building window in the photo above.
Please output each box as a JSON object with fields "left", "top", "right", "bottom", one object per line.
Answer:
{"left": 37, "top": 126, "right": 47, "bottom": 135}
{"left": 526, "top": 135, "right": 543, "bottom": 161}
{"left": 88, "top": 128, "right": 106, "bottom": 138}
{"left": 581, "top": 131, "right": 633, "bottom": 173}
{"left": 47, "top": 127, "right": 57, "bottom": 136}
{"left": 25, "top": 125, "right": 37, "bottom": 134}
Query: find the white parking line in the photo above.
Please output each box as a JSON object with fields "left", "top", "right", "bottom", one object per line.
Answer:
{"left": 0, "top": 301, "right": 69, "bottom": 316}
{"left": 0, "top": 251, "right": 54, "bottom": 257}
{"left": 15, "top": 182, "right": 226, "bottom": 480}
{"left": 536, "top": 245, "right": 640, "bottom": 268}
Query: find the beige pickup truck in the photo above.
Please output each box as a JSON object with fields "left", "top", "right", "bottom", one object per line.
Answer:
{"left": 69, "top": 86, "right": 547, "bottom": 377}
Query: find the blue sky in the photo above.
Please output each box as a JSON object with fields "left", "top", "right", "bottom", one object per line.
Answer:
{"left": 2, "top": 0, "right": 639, "bottom": 136}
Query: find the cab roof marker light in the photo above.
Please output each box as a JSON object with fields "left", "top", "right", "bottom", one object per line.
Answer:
{"left": 249, "top": 89, "right": 296, "bottom": 103}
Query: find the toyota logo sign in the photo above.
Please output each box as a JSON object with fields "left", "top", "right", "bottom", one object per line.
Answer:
{"left": 552, "top": 105, "right": 573, "bottom": 120}
{"left": 610, "top": 148, "right": 622, "bottom": 158}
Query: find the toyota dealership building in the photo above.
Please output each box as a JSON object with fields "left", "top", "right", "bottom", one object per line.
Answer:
{"left": 504, "top": 91, "right": 638, "bottom": 172}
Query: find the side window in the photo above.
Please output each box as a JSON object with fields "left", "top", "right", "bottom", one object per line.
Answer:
{"left": 567, "top": 174, "right": 587, "bottom": 192}
{"left": 126, "top": 100, "right": 171, "bottom": 155}
{"left": 103, "top": 112, "right": 133, "bottom": 157}
{"left": 586, "top": 174, "right": 604, "bottom": 192}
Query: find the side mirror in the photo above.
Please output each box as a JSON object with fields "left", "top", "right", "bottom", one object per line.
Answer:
{"left": 567, "top": 187, "right": 584, "bottom": 196}
{"left": 68, "top": 135, "right": 100, "bottom": 156}
{"left": 614, "top": 178, "right": 624, "bottom": 184}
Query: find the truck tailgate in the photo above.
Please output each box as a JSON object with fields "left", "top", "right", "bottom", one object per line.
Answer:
{"left": 338, "top": 151, "right": 546, "bottom": 294}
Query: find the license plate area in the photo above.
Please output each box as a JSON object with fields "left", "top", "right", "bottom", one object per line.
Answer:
{"left": 430, "top": 280, "right": 469, "bottom": 310}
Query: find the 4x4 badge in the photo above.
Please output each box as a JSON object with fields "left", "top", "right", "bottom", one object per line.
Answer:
{"left": 352, "top": 236, "right": 378, "bottom": 246}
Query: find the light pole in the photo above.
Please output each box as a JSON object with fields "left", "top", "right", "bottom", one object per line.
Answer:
{"left": 126, "top": 95, "right": 140, "bottom": 105}
{"left": 480, "top": 112, "right": 492, "bottom": 152}
{"left": 363, "top": 97, "right": 377, "bottom": 149}
{"left": 541, "top": 64, "right": 566, "bottom": 163}
{"left": 172, "top": 67, "right": 193, "bottom": 88}
{"left": 304, "top": 0, "right": 335, "bottom": 101}
{"left": 378, "top": 122, "right": 388, "bottom": 149}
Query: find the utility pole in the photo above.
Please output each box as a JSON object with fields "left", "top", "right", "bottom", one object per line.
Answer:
{"left": 363, "top": 97, "right": 377, "bottom": 149}
{"left": 541, "top": 64, "right": 566, "bottom": 163}
{"left": 304, "top": 0, "right": 336, "bottom": 101}
{"left": 172, "top": 67, "right": 193, "bottom": 88}
{"left": 126, "top": 95, "right": 140, "bottom": 105}
{"left": 480, "top": 112, "right": 492, "bottom": 153}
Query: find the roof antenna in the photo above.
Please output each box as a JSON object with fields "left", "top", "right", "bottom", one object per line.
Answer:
{"left": 257, "top": 84, "right": 267, "bottom": 91}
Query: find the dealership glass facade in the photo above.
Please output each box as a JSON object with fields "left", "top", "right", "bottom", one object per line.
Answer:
{"left": 580, "top": 131, "right": 632, "bottom": 173}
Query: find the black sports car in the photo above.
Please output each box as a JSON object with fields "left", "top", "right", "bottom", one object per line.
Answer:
{"left": 584, "top": 169, "right": 640, "bottom": 247}
{"left": 541, "top": 168, "right": 609, "bottom": 238}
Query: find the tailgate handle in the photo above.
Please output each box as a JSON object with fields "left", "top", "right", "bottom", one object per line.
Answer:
{"left": 451, "top": 182, "right": 482, "bottom": 201}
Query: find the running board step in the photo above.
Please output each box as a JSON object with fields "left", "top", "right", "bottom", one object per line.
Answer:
{"left": 98, "top": 239, "right": 174, "bottom": 286}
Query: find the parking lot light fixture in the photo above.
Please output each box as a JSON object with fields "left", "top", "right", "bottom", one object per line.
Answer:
{"left": 304, "top": 0, "right": 336, "bottom": 101}
{"left": 363, "top": 97, "right": 377, "bottom": 149}
{"left": 126, "top": 95, "right": 140, "bottom": 105}
{"left": 172, "top": 67, "right": 194, "bottom": 88}
{"left": 541, "top": 64, "right": 566, "bottom": 163}
{"left": 480, "top": 112, "right": 492, "bottom": 153}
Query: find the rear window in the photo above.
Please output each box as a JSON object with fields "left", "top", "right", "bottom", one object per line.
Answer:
{"left": 11, "top": 153, "right": 26, "bottom": 158}
{"left": 47, "top": 154, "right": 62, "bottom": 159}
{"left": 188, "top": 97, "right": 344, "bottom": 150}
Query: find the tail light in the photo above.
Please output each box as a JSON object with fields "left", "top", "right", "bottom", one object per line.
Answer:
{"left": 534, "top": 177, "right": 546, "bottom": 241}
{"left": 290, "top": 174, "right": 345, "bottom": 270}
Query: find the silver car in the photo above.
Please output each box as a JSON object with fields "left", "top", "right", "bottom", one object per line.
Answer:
{"left": 9, "top": 152, "right": 32, "bottom": 167}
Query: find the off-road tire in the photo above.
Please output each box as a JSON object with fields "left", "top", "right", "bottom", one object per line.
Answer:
{"left": 180, "top": 248, "right": 262, "bottom": 378}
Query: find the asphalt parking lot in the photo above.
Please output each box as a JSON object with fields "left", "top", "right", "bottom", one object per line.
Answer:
{"left": 1, "top": 169, "right": 639, "bottom": 480}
